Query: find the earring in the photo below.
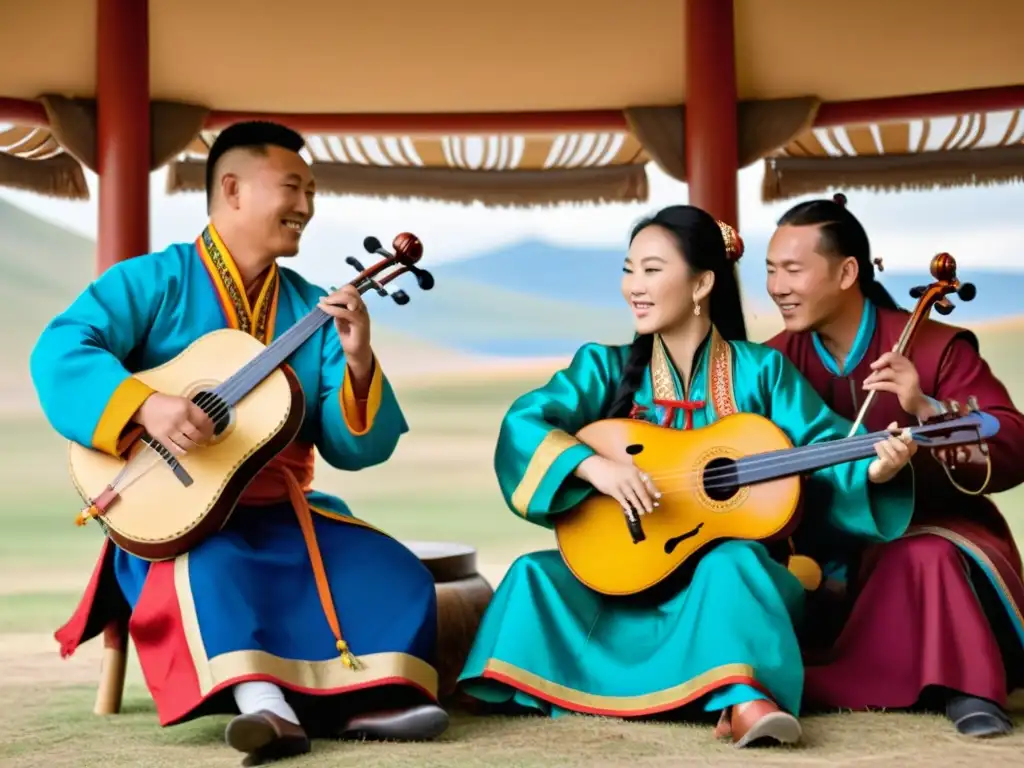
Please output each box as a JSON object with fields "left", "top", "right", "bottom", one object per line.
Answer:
{"left": 693, "top": 303, "right": 701, "bottom": 317}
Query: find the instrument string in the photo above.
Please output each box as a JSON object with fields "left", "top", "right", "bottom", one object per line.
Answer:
{"left": 643, "top": 429, "right": 884, "bottom": 484}
{"left": 639, "top": 420, "right": 981, "bottom": 488}
{"left": 125, "top": 268, "right": 403, "bottom": 467}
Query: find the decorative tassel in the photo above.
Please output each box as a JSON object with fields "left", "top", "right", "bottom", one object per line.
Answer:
{"left": 75, "top": 504, "right": 100, "bottom": 527}
{"left": 337, "top": 639, "right": 363, "bottom": 670}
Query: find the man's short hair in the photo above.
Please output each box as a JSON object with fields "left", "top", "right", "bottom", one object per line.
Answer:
{"left": 205, "top": 121, "right": 306, "bottom": 210}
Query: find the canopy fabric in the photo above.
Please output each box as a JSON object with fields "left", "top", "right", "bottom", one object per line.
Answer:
{"left": 4, "top": 0, "right": 1023, "bottom": 113}
{"left": 165, "top": 130, "right": 652, "bottom": 207}
{"left": 0, "top": 97, "right": 817, "bottom": 206}
{"left": 762, "top": 108, "right": 1024, "bottom": 201}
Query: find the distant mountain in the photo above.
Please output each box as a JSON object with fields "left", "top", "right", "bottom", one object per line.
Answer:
{"left": 1, "top": 196, "right": 1021, "bottom": 371}
{"left": 430, "top": 236, "right": 1024, "bottom": 325}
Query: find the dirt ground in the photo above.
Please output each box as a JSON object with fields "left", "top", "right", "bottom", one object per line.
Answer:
{"left": 3, "top": 611, "right": 1023, "bottom": 767}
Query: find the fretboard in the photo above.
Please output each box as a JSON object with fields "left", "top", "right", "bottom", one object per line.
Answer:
{"left": 212, "top": 307, "right": 332, "bottom": 406}
{"left": 734, "top": 429, "right": 895, "bottom": 485}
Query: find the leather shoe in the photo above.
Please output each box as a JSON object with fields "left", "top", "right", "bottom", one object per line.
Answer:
{"left": 714, "top": 699, "right": 802, "bottom": 748}
{"left": 947, "top": 695, "right": 1013, "bottom": 738}
{"left": 224, "top": 710, "right": 311, "bottom": 766}
{"left": 338, "top": 703, "right": 449, "bottom": 741}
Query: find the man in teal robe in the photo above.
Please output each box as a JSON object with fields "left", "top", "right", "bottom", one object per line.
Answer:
{"left": 33, "top": 121, "right": 447, "bottom": 765}
{"left": 457, "top": 327, "right": 916, "bottom": 745}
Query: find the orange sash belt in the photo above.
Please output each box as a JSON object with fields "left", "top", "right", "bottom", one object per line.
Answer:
{"left": 239, "top": 441, "right": 361, "bottom": 669}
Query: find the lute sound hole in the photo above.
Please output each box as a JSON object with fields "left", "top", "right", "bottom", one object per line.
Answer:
{"left": 702, "top": 457, "right": 740, "bottom": 501}
{"left": 191, "top": 390, "right": 233, "bottom": 436}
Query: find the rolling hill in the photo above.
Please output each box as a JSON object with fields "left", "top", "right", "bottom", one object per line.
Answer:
{"left": 0, "top": 199, "right": 480, "bottom": 411}
{"left": 426, "top": 236, "right": 1024, "bottom": 324}
{"left": 2, "top": 195, "right": 1023, "bottom": 395}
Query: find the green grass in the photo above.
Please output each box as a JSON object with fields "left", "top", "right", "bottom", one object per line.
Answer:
{"left": 3, "top": 195, "right": 1024, "bottom": 764}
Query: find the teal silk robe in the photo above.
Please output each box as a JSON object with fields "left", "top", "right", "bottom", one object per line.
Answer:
{"left": 33, "top": 224, "right": 439, "bottom": 726}
{"left": 457, "top": 329, "right": 915, "bottom": 718}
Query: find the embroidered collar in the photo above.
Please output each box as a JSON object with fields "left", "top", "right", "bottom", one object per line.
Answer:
{"left": 634, "top": 326, "right": 737, "bottom": 427}
{"left": 195, "top": 223, "right": 280, "bottom": 344}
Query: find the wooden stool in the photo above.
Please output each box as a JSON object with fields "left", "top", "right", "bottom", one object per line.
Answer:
{"left": 93, "top": 540, "right": 494, "bottom": 714}
{"left": 401, "top": 540, "right": 494, "bottom": 700}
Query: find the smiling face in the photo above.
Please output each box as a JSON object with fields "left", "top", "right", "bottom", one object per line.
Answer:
{"left": 766, "top": 224, "right": 858, "bottom": 332}
{"left": 219, "top": 145, "right": 316, "bottom": 258}
{"left": 621, "top": 224, "right": 710, "bottom": 335}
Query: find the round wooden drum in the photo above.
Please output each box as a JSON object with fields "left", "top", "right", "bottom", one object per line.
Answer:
{"left": 402, "top": 541, "right": 494, "bottom": 701}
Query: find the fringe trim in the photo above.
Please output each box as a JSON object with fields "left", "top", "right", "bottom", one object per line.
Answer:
{"left": 167, "top": 158, "right": 650, "bottom": 208}
{"left": 0, "top": 151, "right": 88, "bottom": 200}
{"left": 761, "top": 145, "right": 1024, "bottom": 202}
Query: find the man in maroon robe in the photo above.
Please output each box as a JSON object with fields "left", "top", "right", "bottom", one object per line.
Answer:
{"left": 763, "top": 193, "right": 1024, "bottom": 737}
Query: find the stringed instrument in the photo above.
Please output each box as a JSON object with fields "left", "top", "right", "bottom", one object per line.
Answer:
{"left": 69, "top": 233, "right": 433, "bottom": 561}
{"left": 848, "top": 252, "right": 975, "bottom": 434}
{"left": 556, "top": 252, "right": 990, "bottom": 596}
{"left": 553, "top": 408, "right": 999, "bottom": 596}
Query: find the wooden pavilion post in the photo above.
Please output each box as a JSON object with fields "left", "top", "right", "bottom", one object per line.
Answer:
{"left": 684, "top": 0, "right": 739, "bottom": 227}
{"left": 96, "top": 0, "right": 151, "bottom": 274}
{"left": 92, "top": 0, "right": 151, "bottom": 715}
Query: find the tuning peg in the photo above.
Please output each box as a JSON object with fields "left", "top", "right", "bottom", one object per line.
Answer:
{"left": 966, "top": 395, "right": 979, "bottom": 412}
{"left": 958, "top": 282, "right": 976, "bottom": 301}
{"left": 909, "top": 285, "right": 927, "bottom": 299}
{"left": 410, "top": 267, "right": 434, "bottom": 290}
{"left": 949, "top": 399, "right": 961, "bottom": 414}
{"left": 392, "top": 290, "right": 410, "bottom": 305}
{"left": 345, "top": 255, "right": 367, "bottom": 272}
{"left": 363, "top": 277, "right": 389, "bottom": 297}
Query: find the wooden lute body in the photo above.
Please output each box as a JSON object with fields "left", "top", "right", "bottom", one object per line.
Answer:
{"left": 69, "top": 329, "right": 305, "bottom": 560}
{"left": 553, "top": 409, "right": 999, "bottom": 596}
{"left": 68, "top": 233, "right": 433, "bottom": 561}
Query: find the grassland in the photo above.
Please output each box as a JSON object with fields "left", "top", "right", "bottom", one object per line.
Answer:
{"left": 2, "top": 320, "right": 1024, "bottom": 766}
{"left": 2, "top": 197, "right": 1023, "bottom": 766}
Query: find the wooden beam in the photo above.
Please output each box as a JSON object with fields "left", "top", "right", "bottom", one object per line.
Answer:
{"left": 95, "top": 0, "right": 150, "bottom": 274}
{"left": 0, "top": 97, "right": 48, "bottom": 127}
{"left": 815, "top": 85, "right": 1024, "bottom": 127}
{"left": 685, "top": 0, "right": 738, "bottom": 227}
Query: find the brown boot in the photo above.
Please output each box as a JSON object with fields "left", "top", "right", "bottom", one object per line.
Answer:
{"left": 714, "top": 699, "right": 802, "bottom": 748}
{"left": 338, "top": 703, "right": 449, "bottom": 742}
{"left": 225, "top": 710, "right": 311, "bottom": 765}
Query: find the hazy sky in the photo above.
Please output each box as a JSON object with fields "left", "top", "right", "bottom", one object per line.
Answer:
{"left": 1, "top": 159, "right": 1022, "bottom": 277}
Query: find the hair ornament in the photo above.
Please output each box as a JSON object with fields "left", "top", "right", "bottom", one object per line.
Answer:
{"left": 717, "top": 220, "right": 745, "bottom": 262}
{"left": 832, "top": 192, "right": 848, "bottom": 207}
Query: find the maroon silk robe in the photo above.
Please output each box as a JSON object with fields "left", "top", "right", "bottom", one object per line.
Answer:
{"left": 768, "top": 306, "right": 1024, "bottom": 710}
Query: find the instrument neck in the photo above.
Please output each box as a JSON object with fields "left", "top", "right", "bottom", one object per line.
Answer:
{"left": 212, "top": 280, "right": 369, "bottom": 407}
{"left": 734, "top": 421, "right": 945, "bottom": 485}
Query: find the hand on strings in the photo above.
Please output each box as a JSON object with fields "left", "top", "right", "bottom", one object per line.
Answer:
{"left": 867, "top": 421, "right": 918, "bottom": 483}
{"left": 318, "top": 285, "right": 373, "bottom": 376}
{"left": 574, "top": 455, "right": 661, "bottom": 516}
{"left": 132, "top": 393, "right": 215, "bottom": 456}
{"left": 863, "top": 349, "right": 929, "bottom": 419}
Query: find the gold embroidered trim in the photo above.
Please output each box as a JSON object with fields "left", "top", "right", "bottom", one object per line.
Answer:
{"left": 200, "top": 226, "right": 279, "bottom": 343}
{"left": 650, "top": 335, "right": 678, "bottom": 401}
{"left": 647, "top": 330, "right": 736, "bottom": 423}
{"left": 202, "top": 227, "right": 251, "bottom": 335}
{"left": 708, "top": 328, "right": 737, "bottom": 418}
{"left": 511, "top": 429, "right": 582, "bottom": 516}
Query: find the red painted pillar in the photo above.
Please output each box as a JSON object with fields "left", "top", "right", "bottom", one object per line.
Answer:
{"left": 96, "top": 0, "right": 150, "bottom": 274}
{"left": 685, "top": 0, "right": 739, "bottom": 227}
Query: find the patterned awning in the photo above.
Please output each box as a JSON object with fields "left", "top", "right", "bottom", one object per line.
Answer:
{"left": 182, "top": 129, "right": 644, "bottom": 171}
{"left": 164, "top": 129, "right": 650, "bottom": 207}
{"left": 0, "top": 122, "right": 87, "bottom": 199}
{"left": 4, "top": 97, "right": 1024, "bottom": 207}
{"left": 762, "top": 108, "right": 1024, "bottom": 201}
{"left": 0, "top": 124, "right": 63, "bottom": 160}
